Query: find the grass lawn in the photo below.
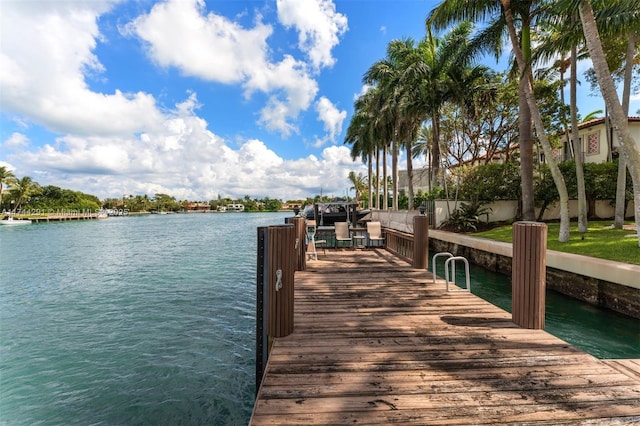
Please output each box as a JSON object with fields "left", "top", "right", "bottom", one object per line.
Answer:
{"left": 472, "top": 221, "right": 640, "bottom": 265}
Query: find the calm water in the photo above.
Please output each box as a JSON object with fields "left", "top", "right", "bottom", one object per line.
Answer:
{"left": 1, "top": 214, "right": 638, "bottom": 425}
{"left": 1, "top": 212, "right": 289, "bottom": 425}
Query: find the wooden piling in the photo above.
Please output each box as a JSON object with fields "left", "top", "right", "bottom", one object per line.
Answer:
{"left": 512, "top": 221, "right": 547, "bottom": 329}
{"left": 255, "top": 226, "right": 267, "bottom": 394}
{"left": 412, "top": 215, "right": 429, "bottom": 269}
{"left": 266, "top": 225, "right": 296, "bottom": 337}
{"left": 291, "top": 217, "right": 306, "bottom": 271}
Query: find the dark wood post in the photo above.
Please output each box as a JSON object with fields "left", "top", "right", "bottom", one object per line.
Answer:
{"left": 512, "top": 221, "right": 547, "bottom": 329}
{"left": 255, "top": 226, "right": 267, "bottom": 394}
{"left": 266, "top": 225, "right": 296, "bottom": 337}
{"left": 412, "top": 215, "right": 429, "bottom": 269}
{"left": 291, "top": 217, "right": 306, "bottom": 271}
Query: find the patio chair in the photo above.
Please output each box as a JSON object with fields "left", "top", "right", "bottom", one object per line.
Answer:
{"left": 334, "top": 222, "right": 352, "bottom": 248}
{"left": 366, "top": 221, "right": 385, "bottom": 247}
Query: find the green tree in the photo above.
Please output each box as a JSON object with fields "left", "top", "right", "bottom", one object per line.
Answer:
{"left": 535, "top": 0, "right": 640, "bottom": 235}
{"left": 579, "top": 0, "right": 640, "bottom": 246}
{"left": 363, "top": 43, "right": 406, "bottom": 210}
{"left": 345, "top": 88, "right": 380, "bottom": 209}
{"left": 498, "top": 1, "right": 572, "bottom": 241}
{"left": 403, "top": 23, "right": 478, "bottom": 195}
{"left": 0, "top": 166, "right": 15, "bottom": 210}
{"left": 347, "top": 171, "right": 367, "bottom": 207}
{"left": 9, "top": 176, "right": 40, "bottom": 212}
{"left": 428, "top": 0, "right": 541, "bottom": 222}
{"left": 458, "top": 162, "right": 521, "bottom": 205}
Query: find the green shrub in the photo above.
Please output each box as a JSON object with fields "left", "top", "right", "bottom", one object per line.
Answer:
{"left": 439, "top": 201, "right": 492, "bottom": 232}
{"left": 457, "top": 162, "right": 521, "bottom": 203}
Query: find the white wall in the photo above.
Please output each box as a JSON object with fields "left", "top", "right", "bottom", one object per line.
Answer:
{"left": 372, "top": 198, "right": 635, "bottom": 231}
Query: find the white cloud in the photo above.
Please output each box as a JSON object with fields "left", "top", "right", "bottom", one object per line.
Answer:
{"left": 125, "top": 0, "right": 271, "bottom": 84}
{"left": 0, "top": 0, "right": 361, "bottom": 201}
{"left": 3, "top": 133, "right": 30, "bottom": 150}
{"left": 247, "top": 55, "right": 319, "bottom": 137}
{"left": 315, "top": 96, "right": 346, "bottom": 142}
{"left": 353, "top": 84, "right": 372, "bottom": 101}
{"left": 8, "top": 91, "right": 362, "bottom": 201}
{"left": 277, "top": 0, "right": 348, "bottom": 70}
{"left": 0, "top": 0, "right": 163, "bottom": 137}
{"left": 128, "top": 0, "right": 321, "bottom": 137}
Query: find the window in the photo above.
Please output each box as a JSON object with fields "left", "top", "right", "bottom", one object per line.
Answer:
{"left": 586, "top": 132, "right": 600, "bottom": 155}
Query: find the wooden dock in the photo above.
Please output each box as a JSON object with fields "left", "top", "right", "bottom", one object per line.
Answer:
{"left": 251, "top": 249, "right": 640, "bottom": 424}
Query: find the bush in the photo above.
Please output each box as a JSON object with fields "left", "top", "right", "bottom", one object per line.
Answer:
{"left": 534, "top": 160, "right": 632, "bottom": 219}
{"left": 457, "top": 162, "right": 521, "bottom": 203}
{"left": 439, "top": 201, "right": 492, "bottom": 232}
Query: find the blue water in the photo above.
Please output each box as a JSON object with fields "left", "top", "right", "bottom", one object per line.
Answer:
{"left": 1, "top": 214, "right": 638, "bottom": 425}
{"left": 0, "top": 212, "right": 288, "bottom": 425}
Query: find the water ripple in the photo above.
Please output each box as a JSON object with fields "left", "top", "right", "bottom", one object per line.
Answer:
{"left": 0, "top": 212, "right": 288, "bottom": 425}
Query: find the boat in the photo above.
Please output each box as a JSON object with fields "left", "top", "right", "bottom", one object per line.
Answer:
{"left": 0, "top": 216, "right": 32, "bottom": 226}
{"left": 302, "top": 201, "right": 370, "bottom": 226}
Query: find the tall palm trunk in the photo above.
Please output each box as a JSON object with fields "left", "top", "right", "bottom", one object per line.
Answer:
{"left": 367, "top": 151, "right": 374, "bottom": 210}
{"left": 519, "top": 81, "right": 535, "bottom": 221}
{"left": 503, "top": 0, "right": 571, "bottom": 241}
{"left": 579, "top": 1, "right": 640, "bottom": 245}
{"left": 518, "top": 17, "right": 535, "bottom": 222}
{"left": 382, "top": 144, "right": 388, "bottom": 210}
{"left": 391, "top": 140, "right": 398, "bottom": 210}
{"left": 571, "top": 21, "right": 588, "bottom": 236}
{"left": 614, "top": 33, "right": 635, "bottom": 229}
{"left": 431, "top": 115, "right": 440, "bottom": 188}
{"left": 557, "top": 60, "right": 572, "bottom": 158}
{"left": 406, "top": 139, "right": 415, "bottom": 210}
{"left": 375, "top": 148, "right": 380, "bottom": 210}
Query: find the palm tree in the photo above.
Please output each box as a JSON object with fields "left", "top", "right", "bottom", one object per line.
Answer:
{"left": 583, "top": 0, "right": 640, "bottom": 229}
{"left": 345, "top": 90, "right": 376, "bottom": 208}
{"left": 501, "top": 1, "right": 572, "bottom": 241}
{"left": 383, "top": 38, "right": 425, "bottom": 210}
{"left": 345, "top": 86, "right": 392, "bottom": 210}
{"left": 614, "top": 31, "right": 637, "bottom": 228}
{"left": 363, "top": 42, "right": 406, "bottom": 210}
{"left": 413, "top": 125, "right": 432, "bottom": 190}
{"left": 536, "top": 8, "right": 589, "bottom": 236}
{"left": 347, "top": 171, "right": 367, "bottom": 207}
{"left": 405, "top": 23, "right": 476, "bottom": 189}
{"left": 386, "top": 25, "right": 481, "bottom": 210}
{"left": 9, "top": 176, "right": 38, "bottom": 212}
{"left": 428, "top": 0, "right": 539, "bottom": 221}
{"left": 429, "top": 0, "right": 575, "bottom": 240}
{"left": 578, "top": 0, "right": 640, "bottom": 246}
{"left": 0, "top": 166, "right": 15, "bottom": 211}
{"left": 536, "top": 0, "right": 640, "bottom": 234}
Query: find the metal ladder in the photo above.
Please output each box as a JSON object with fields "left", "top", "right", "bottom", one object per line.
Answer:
{"left": 432, "top": 252, "right": 471, "bottom": 292}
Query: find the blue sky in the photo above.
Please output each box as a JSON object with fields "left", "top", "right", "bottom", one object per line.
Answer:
{"left": 1, "top": 0, "right": 638, "bottom": 202}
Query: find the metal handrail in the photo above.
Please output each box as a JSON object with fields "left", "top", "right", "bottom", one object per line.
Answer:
{"left": 444, "top": 256, "right": 471, "bottom": 292}
{"left": 432, "top": 252, "right": 453, "bottom": 284}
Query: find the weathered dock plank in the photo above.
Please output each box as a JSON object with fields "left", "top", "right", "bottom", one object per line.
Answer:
{"left": 251, "top": 249, "right": 640, "bottom": 425}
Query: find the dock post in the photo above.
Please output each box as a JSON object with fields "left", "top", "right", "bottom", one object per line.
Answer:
{"left": 266, "top": 225, "right": 296, "bottom": 338}
{"left": 291, "top": 216, "right": 306, "bottom": 271}
{"left": 255, "top": 226, "right": 268, "bottom": 394}
{"left": 255, "top": 224, "right": 296, "bottom": 395}
{"left": 512, "top": 221, "right": 547, "bottom": 329}
{"left": 412, "top": 214, "right": 429, "bottom": 269}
